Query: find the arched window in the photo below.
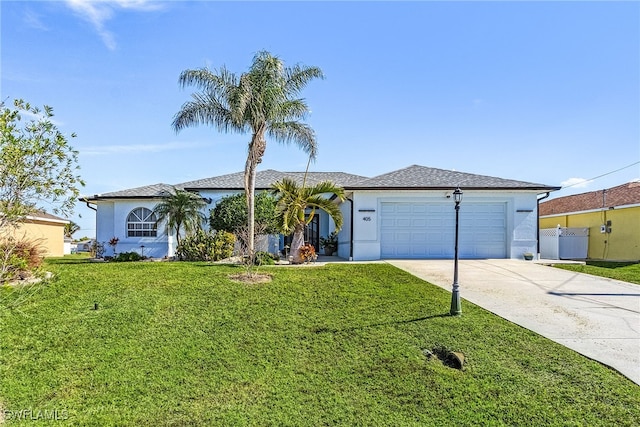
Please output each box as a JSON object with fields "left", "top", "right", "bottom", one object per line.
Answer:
{"left": 127, "top": 207, "right": 157, "bottom": 237}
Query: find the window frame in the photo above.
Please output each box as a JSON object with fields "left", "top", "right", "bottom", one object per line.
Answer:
{"left": 126, "top": 207, "right": 158, "bottom": 238}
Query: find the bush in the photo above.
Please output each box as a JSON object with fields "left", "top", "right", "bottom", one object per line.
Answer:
{"left": 0, "top": 238, "right": 44, "bottom": 282}
{"left": 90, "top": 241, "right": 105, "bottom": 258}
{"left": 176, "top": 230, "right": 236, "bottom": 262}
{"left": 212, "top": 230, "right": 235, "bottom": 261}
{"left": 210, "top": 192, "right": 278, "bottom": 234}
{"left": 254, "top": 251, "right": 277, "bottom": 266}
{"left": 299, "top": 244, "right": 317, "bottom": 264}
{"left": 113, "top": 251, "right": 143, "bottom": 262}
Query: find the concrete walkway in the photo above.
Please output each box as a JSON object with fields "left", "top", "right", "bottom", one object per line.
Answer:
{"left": 386, "top": 259, "right": 640, "bottom": 385}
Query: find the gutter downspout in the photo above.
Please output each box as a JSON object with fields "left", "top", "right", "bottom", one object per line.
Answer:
{"left": 537, "top": 192, "right": 551, "bottom": 258}
{"left": 82, "top": 197, "right": 97, "bottom": 212}
{"left": 346, "top": 197, "right": 354, "bottom": 261}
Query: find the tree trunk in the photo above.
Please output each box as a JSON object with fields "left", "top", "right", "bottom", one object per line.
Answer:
{"left": 244, "top": 157, "right": 256, "bottom": 259}
{"left": 244, "top": 129, "right": 266, "bottom": 259}
{"left": 175, "top": 223, "right": 181, "bottom": 247}
{"left": 290, "top": 224, "right": 306, "bottom": 264}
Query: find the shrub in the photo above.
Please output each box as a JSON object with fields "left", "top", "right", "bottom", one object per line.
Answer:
{"left": 212, "top": 230, "right": 235, "bottom": 261}
{"left": 0, "top": 238, "right": 44, "bottom": 282}
{"left": 89, "top": 241, "right": 105, "bottom": 258}
{"left": 176, "top": 230, "right": 235, "bottom": 262}
{"left": 113, "top": 251, "right": 143, "bottom": 262}
{"left": 319, "top": 231, "right": 338, "bottom": 250}
{"left": 209, "top": 192, "right": 278, "bottom": 234}
{"left": 299, "top": 244, "right": 317, "bottom": 264}
{"left": 254, "top": 251, "right": 277, "bottom": 266}
{"left": 176, "top": 229, "right": 215, "bottom": 261}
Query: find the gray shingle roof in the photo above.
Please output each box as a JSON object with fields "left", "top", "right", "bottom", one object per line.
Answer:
{"left": 85, "top": 165, "right": 558, "bottom": 200}
{"left": 350, "top": 165, "right": 559, "bottom": 190}
{"left": 90, "top": 183, "right": 178, "bottom": 199}
{"left": 179, "top": 169, "right": 368, "bottom": 190}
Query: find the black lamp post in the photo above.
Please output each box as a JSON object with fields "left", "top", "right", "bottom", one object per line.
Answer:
{"left": 450, "top": 187, "right": 463, "bottom": 315}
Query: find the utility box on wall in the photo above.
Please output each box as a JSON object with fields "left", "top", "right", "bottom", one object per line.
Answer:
{"left": 540, "top": 226, "right": 589, "bottom": 260}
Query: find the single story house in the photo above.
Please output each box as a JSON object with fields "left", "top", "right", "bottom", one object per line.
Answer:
{"left": 84, "top": 165, "right": 559, "bottom": 260}
{"left": 3, "top": 211, "right": 69, "bottom": 257}
{"left": 539, "top": 182, "right": 640, "bottom": 261}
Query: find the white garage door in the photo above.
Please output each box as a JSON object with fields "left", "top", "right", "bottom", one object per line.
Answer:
{"left": 380, "top": 202, "right": 507, "bottom": 259}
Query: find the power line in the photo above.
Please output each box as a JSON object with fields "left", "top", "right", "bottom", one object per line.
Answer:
{"left": 561, "top": 161, "right": 640, "bottom": 189}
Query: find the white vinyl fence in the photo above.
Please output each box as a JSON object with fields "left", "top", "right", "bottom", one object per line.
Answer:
{"left": 540, "top": 226, "right": 589, "bottom": 260}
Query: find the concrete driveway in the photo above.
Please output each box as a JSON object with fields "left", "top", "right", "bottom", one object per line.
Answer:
{"left": 386, "top": 259, "right": 640, "bottom": 385}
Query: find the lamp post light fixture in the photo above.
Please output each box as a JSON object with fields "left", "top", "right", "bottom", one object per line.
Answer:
{"left": 450, "top": 187, "right": 463, "bottom": 316}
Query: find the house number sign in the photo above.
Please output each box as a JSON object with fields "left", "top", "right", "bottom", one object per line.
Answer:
{"left": 362, "top": 217, "right": 372, "bottom": 221}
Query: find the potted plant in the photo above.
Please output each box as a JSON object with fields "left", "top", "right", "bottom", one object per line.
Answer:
{"left": 523, "top": 252, "right": 534, "bottom": 261}
{"left": 319, "top": 231, "right": 338, "bottom": 256}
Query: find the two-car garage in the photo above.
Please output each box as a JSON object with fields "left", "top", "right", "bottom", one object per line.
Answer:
{"left": 379, "top": 202, "right": 507, "bottom": 259}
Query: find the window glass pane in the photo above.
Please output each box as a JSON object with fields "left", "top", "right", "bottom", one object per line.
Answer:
{"left": 127, "top": 207, "right": 156, "bottom": 238}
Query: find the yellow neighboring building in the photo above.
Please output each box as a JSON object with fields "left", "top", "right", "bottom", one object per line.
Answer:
{"left": 539, "top": 182, "right": 640, "bottom": 262}
{"left": 6, "top": 212, "right": 69, "bottom": 257}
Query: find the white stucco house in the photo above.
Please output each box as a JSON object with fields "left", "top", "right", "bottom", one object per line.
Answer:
{"left": 83, "top": 165, "right": 560, "bottom": 260}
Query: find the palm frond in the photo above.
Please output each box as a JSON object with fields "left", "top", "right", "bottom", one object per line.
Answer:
{"left": 284, "top": 65, "right": 325, "bottom": 96}
{"left": 178, "top": 67, "right": 238, "bottom": 93}
{"left": 172, "top": 93, "right": 242, "bottom": 134}
{"left": 271, "top": 177, "right": 345, "bottom": 233}
{"left": 267, "top": 122, "right": 318, "bottom": 159}
{"left": 277, "top": 99, "right": 309, "bottom": 120}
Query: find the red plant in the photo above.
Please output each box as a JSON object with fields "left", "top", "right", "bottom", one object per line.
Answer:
{"left": 299, "top": 244, "right": 317, "bottom": 263}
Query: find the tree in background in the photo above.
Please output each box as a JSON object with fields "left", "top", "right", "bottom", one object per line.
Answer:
{"left": 209, "top": 192, "right": 278, "bottom": 235}
{"left": 64, "top": 221, "right": 81, "bottom": 239}
{"left": 152, "top": 188, "right": 207, "bottom": 247}
{"left": 0, "top": 99, "right": 84, "bottom": 229}
{"left": 172, "top": 51, "right": 323, "bottom": 260}
{"left": 271, "top": 177, "right": 345, "bottom": 264}
{"left": 0, "top": 99, "right": 83, "bottom": 282}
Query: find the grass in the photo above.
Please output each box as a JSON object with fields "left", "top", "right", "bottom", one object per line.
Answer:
{"left": 1, "top": 258, "right": 639, "bottom": 426}
{"left": 553, "top": 260, "right": 640, "bottom": 285}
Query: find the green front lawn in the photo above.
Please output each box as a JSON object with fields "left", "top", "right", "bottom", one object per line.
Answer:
{"left": 1, "top": 259, "right": 638, "bottom": 426}
{"left": 554, "top": 261, "right": 640, "bottom": 285}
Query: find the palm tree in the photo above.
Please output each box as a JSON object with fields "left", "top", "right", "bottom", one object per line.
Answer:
{"left": 172, "top": 51, "right": 323, "bottom": 259}
{"left": 272, "top": 177, "right": 345, "bottom": 264}
{"left": 153, "top": 188, "right": 207, "bottom": 247}
{"left": 64, "top": 221, "right": 80, "bottom": 239}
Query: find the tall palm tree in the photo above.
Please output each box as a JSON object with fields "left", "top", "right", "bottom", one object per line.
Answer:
{"left": 172, "top": 51, "right": 323, "bottom": 258}
{"left": 153, "top": 188, "right": 207, "bottom": 247}
{"left": 272, "top": 177, "right": 345, "bottom": 264}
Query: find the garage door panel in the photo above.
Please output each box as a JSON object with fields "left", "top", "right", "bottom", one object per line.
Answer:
{"left": 380, "top": 218, "right": 396, "bottom": 227}
{"left": 412, "top": 219, "right": 427, "bottom": 227}
{"left": 380, "top": 202, "right": 506, "bottom": 259}
{"left": 411, "top": 232, "right": 427, "bottom": 242}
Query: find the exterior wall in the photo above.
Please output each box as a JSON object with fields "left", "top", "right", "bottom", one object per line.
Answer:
{"left": 10, "top": 219, "right": 67, "bottom": 257}
{"left": 95, "top": 189, "right": 543, "bottom": 261}
{"left": 347, "top": 190, "right": 541, "bottom": 261}
{"left": 540, "top": 205, "right": 640, "bottom": 261}
{"left": 96, "top": 200, "right": 170, "bottom": 258}
{"left": 337, "top": 199, "right": 353, "bottom": 260}
{"left": 95, "top": 189, "right": 338, "bottom": 259}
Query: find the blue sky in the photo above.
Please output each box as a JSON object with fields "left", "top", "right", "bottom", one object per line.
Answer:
{"left": 2, "top": 1, "right": 639, "bottom": 238}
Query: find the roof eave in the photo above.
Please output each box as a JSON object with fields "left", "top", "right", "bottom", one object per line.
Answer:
{"left": 81, "top": 195, "right": 169, "bottom": 202}
{"left": 344, "top": 186, "right": 561, "bottom": 192}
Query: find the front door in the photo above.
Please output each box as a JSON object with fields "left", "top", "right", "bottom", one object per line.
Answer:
{"left": 305, "top": 214, "right": 320, "bottom": 251}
